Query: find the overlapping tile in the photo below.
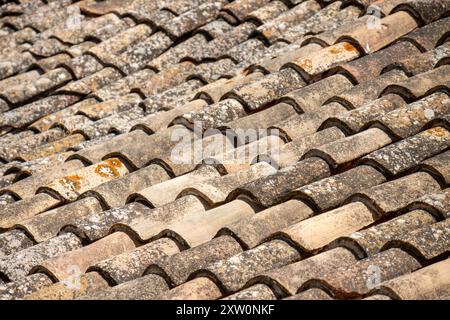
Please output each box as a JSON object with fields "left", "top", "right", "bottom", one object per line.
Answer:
{"left": 0, "top": 0, "right": 448, "bottom": 301}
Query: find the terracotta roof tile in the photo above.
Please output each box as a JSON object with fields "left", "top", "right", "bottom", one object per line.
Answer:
{"left": 0, "top": 273, "right": 53, "bottom": 300}
{"left": 232, "top": 157, "right": 330, "bottom": 207}
{"left": 57, "top": 67, "right": 123, "bottom": 96}
{"left": 79, "top": 274, "right": 169, "bottom": 300}
{"left": 256, "top": 0, "right": 321, "bottom": 43}
{"left": 329, "top": 69, "right": 408, "bottom": 109}
{"left": 62, "top": 55, "right": 104, "bottom": 79}
{"left": 408, "top": 189, "right": 450, "bottom": 219}
{"left": 222, "top": 0, "right": 271, "bottom": 23}
{"left": 28, "top": 38, "right": 67, "bottom": 58}
{"left": 39, "top": 158, "right": 129, "bottom": 201}
{"left": 194, "top": 239, "right": 300, "bottom": 293}
{"left": 255, "top": 43, "right": 321, "bottom": 73}
{"left": 177, "top": 98, "right": 247, "bottom": 130}
{"left": 0, "top": 233, "right": 81, "bottom": 281}
{"left": 130, "top": 165, "right": 220, "bottom": 207}
{"left": 140, "top": 80, "right": 204, "bottom": 113}
{"left": 368, "top": 92, "right": 450, "bottom": 139}
{"left": 285, "top": 41, "right": 362, "bottom": 82}
{"left": 25, "top": 271, "right": 109, "bottom": 300}
{"left": 281, "top": 3, "right": 361, "bottom": 44}
{"left": 0, "top": 193, "right": 60, "bottom": 230}
{"left": 33, "top": 232, "right": 135, "bottom": 282}
{"left": 161, "top": 2, "right": 226, "bottom": 39}
{"left": 181, "top": 162, "right": 276, "bottom": 205}
{"left": 0, "top": 0, "right": 448, "bottom": 301}
{"left": 286, "top": 288, "right": 333, "bottom": 300}
{"left": 1, "top": 94, "right": 81, "bottom": 131}
{"left": 17, "top": 197, "right": 103, "bottom": 243}
{"left": 158, "top": 277, "right": 222, "bottom": 300}
{"left": 155, "top": 199, "right": 255, "bottom": 248}
{"left": 381, "top": 65, "right": 450, "bottom": 101}
{"left": 320, "top": 94, "right": 406, "bottom": 134}
{"left": 367, "top": 0, "right": 410, "bottom": 17}
{"left": 29, "top": 98, "right": 98, "bottom": 133}
{"left": 0, "top": 229, "right": 33, "bottom": 258}
{"left": 194, "top": 72, "right": 263, "bottom": 103}
{"left": 275, "top": 127, "right": 346, "bottom": 167}
{"left": 399, "top": 17, "right": 450, "bottom": 51}
{"left": 373, "top": 258, "right": 450, "bottom": 300}
{"left": 53, "top": 14, "right": 130, "bottom": 46}
{"left": 305, "top": 128, "right": 394, "bottom": 169}
{"left": 349, "top": 172, "right": 441, "bottom": 216}
{"left": 91, "top": 69, "right": 155, "bottom": 101}
{"left": 300, "top": 248, "right": 421, "bottom": 298}
{"left": 336, "top": 11, "right": 418, "bottom": 54}
{"left": 292, "top": 165, "right": 386, "bottom": 211}
{"left": 89, "top": 238, "right": 180, "bottom": 285}
{"left": 280, "top": 74, "right": 353, "bottom": 113}
{"left": 3, "top": 159, "right": 85, "bottom": 199}
{"left": 277, "top": 202, "right": 376, "bottom": 252}
{"left": 223, "top": 283, "right": 276, "bottom": 300}
{"left": 418, "top": 150, "right": 450, "bottom": 185}
{"left": 331, "top": 209, "right": 436, "bottom": 258}
{"left": 384, "top": 43, "right": 450, "bottom": 76}
{"left": 381, "top": 219, "right": 450, "bottom": 262}
{"left": 218, "top": 199, "right": 314, "bottom": 249}
{"left": 0, "top": 128, "right": 66, "bottom": 161}
{"left": 81, "top": 163, "right": 171, "bottom": 209}
{"left": 305, "top": 15, "right": 371, "bottom": 46}
{"left": 148, "top": 34, "right": 207, "bottom": 71}
{"left": 273, "top": 103, "right": 348, "bottom": 141}
{"left": 197, "top": 19, "right": 235, "bottom": 38}
{"left": 250, "top": 247, "right": 357, "bottom": 296}
{"left": 244, "top": 0, "right": 288, "bottom": 25}
{"left": 360, "top": 127, "right": 450, "bottom": 176}
{"left": 226, "top": 68, "right": 306, "bottom": 111}
{"left": 189, "top": 22, "right": 257, "bottom": 61}
{"left": 145, "top": 235, "right": 242, "bottom": 287}
{"left": 109, "top": 195, "right": 207, "bottom": 243}
{"left": 391, "top": 0, "right": 450, "bottom": 25}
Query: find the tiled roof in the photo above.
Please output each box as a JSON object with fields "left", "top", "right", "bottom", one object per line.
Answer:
{"left": 0, "top": 0, "right": 449, "bottom": 300}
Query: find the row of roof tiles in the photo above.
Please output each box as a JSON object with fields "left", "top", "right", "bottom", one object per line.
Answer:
{"left": 0, "top": 0, "right": 448, "bottom": 300}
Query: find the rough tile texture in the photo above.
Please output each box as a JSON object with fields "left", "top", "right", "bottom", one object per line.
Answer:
{"left": 0, "top": 0, "right": 448, "bottom": 301}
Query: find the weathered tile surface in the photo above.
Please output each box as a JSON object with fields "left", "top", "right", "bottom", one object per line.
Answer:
{"left": 0, "top": 0, "right": 448, "bottom": 301}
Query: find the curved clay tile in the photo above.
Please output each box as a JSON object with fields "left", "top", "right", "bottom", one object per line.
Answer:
{"left": 320, "top": 95, "right": 406, "bottom": 134}
{"left": 390, "top": 0, "right": 450, "bottom": 26}
{"left": 331, "top": 209, "right": 436, "bottom": 258}
{"left": 16, "top": 196, "right": 103, "bottom": 243}
{"left": 326, "top": 70, "right": 408, "bottom": 109}
{"left": 0, "top": 0, "right": 448, "bottom": 301}
{"left": 417, "top": 150, "right": 450, "bottom": 185}
{"left": 372, "top": 258, "right": 450, "bottom": 300}
{"left": 347, "top": 171, "right": 441, "bottom": 216}
{"left": 292, "top": 165, "right": 386, "bottom": 212}
{"left": 380, "top": 65, "right": 450, "bottom": 102}
{"left": 407, "top": 189, "right": 450, "bottom": 219}
{"left": 299, "top": 248, "right": 421, "bottom": 298}
{"left": 367, "top": 92, "right": 450, "bottom": 139}
{"left": 89, "top": 238, "right": 180, "bottom": 285}
{"left": 360, "top": 127, "right": 450, "bottom": 177}
{"left": 24, "top": 271, "right": 109, "bottom": 300}
{"left": 381, "top": 219, "right": 450, "bottom": 262}
{"left": 303, "top": 128, "right": 393, "bottom": 169}
{"left": 192, "top": 239, "right": 300, "bottom": 293}
{"left": 230, "top": 157, "right": 330, "bottom": 207}
{"left": 0, "top": 273, "right": 53, "bottom": 300}
{"left": 144, "top": 236, "right": 242, "bottom": 287}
